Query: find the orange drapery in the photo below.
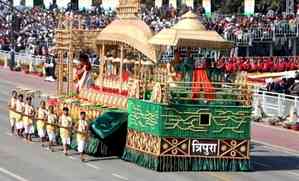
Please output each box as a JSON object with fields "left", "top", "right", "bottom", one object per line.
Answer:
{"left": 192, "top": 68, "right": 216, "bottom": 100}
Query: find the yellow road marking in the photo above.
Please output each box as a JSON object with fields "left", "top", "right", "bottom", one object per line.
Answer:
{"left": 206, "top": 172, "right": 232, "bottom": 181}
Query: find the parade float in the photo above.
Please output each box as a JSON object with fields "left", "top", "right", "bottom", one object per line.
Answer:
{"left": 119, "top": 9, "right": 252, "bottom": 171}
{"left": 22, "top": 0, "right": 252, "bottom": 171}
{"left": 49, "top": 13, "right": 128, "bottom": 156}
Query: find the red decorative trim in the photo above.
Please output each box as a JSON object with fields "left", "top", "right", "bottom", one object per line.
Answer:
{"left": 91, "top": 86, "right": 128, "bottom": 97}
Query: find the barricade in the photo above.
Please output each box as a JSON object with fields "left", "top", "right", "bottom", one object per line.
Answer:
{"left": 253, "top": 89, "right": 299, "bottom": 118}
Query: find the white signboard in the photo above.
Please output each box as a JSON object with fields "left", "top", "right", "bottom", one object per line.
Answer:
{"left": 79, "top": 0, "right": 92, "bottom": 10}
{"left": 202, "top": 0, "right": 211, "bottom": 15}
{"left": 155, "top": 0, "right": 162, "bottom": 8}
{"left": 244, "top": 0, "right": 255, "bottom": 15}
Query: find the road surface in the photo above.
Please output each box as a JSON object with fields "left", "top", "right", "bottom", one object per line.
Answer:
{"left": 0, "top": 69, "right": 299, "bottom": 181}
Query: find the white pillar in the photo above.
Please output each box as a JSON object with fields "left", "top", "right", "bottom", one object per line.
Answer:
{"left": 44, "top": 0, "right": 52, "bottom": 8}
{"left": 169, "top": 0, "right": 177, "bottom": 9}
{"left": 155, "top": 0, "right": 163, "bottom": 8}
{"left": 202, "top": 0, "right": 211, "bottom": 15}
{"left": 102, "top": 0, "right": 119, "bottom": 10}
{"left": 79, "top": 0, "right": 92, "bottom": 10}
{"left": 13, "top": 0, "right": 21, "bottom": 6}
{"left": 183, "top": 0, "right": 194, "bottom": 8}
{"left": 244, "top": 0, "right": 255, "bottom": 15}
{"left": 25, "top": 0, "right": 33, "bottom": 7}
{"left": 4, "top": 57, "right": 8, "bottom": 68}
{"left": 57, "top": 0, "right": 70, "bottom": 9}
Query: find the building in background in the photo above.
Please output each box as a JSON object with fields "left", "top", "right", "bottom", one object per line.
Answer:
{"left": 12, "top": 0, "right": 93, "bottom": 10}
{"left": 11, "top": 0, "right": 259, "bottom": 15}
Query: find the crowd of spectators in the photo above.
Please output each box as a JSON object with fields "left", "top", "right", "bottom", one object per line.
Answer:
{"left": 0, "top": 0, "right": 114, "bottom": 57}
{"left": 217, "top": 56, "right": 299, "bottom": 73}
{"left": 1, "top": 1, "right": 299, "bottom": 72}
{"left": 202, "top": 12, "right": 299, "bottom": 43}
{"left": 1, "top": 1, "right": 299, "bottom": 55}
{"left": 266, "top": 76, "right": 299, "bottom": 95}
{"left": 0, "top": 0, "right": 56, "bottom": 56}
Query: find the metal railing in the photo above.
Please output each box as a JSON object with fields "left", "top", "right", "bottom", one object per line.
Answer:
{"left": 0, "top": 50, "right": 100, "bottom": 67}
{"left": 224, "top": 24, "right": 299, "bottom": 45}
{"left": 0, "top": 50, "right": 46, "bottom": 65}
{"left": 253, "top": 88, "right": 299, "bottom": 118}
{"left": 167, "top": 81, "right": 251, "bottom": 106}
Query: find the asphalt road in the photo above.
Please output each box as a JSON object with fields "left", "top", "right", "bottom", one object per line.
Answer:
{"left": 0, "top": 70, "right": 299, "bottom": 181}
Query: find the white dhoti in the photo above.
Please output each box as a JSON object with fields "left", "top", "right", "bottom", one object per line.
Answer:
{"left": 16, "top": 122, "right": 23, "bottom": 129}
{"left": 37, "top": 129, "right": 45, "bottom": 138}
{"left": 48, "top": 133, "right": 56, "bottom": 142}
{"left": 24, "top": 125, "right": 34, "bottom": 134}
{"left": 61, "top": 137, "right": 71, "bottom": 145}
{"left": 77, "top": 140, "right": 85, "bottom": 153}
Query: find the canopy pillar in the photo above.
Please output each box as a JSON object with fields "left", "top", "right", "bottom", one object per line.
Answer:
{"left": 67, "top": 49, "right": 74, "bottom": 95}
{"left": 57, "top": 50, "right": 64, "bottom": 96}
{"left": 100, "top": 44, "right": 106, "bottom": 90}
{"left": 119, "top": 44, "right": 124, "bottom": 93}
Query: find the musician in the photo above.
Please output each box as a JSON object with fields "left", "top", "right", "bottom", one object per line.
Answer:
{"left": 74, "top": 53, "right": 94, "bottom": 93}
{"left": 47, "top": 106, "right": 57, "bottom": 152}
{"left": 15, "top": 94, "right": 25, "bottom": 137}
{"left": 23, "top": 97, "right": 34, "bottom": 142}
{"left": 8, "top": 90, "right": 18, "bottom": 135}
{"left": 37, "top": 101, "right": 47, "bottom": 147}
{"left": 59, "top": 107, "right": 72, "bottom": 156}
{"left": 76, "top": 112, "right": 89, "bottom": 162}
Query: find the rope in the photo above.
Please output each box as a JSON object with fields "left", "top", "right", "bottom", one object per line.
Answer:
{"left": 9, "top": 108, "right": 90, "bottom": 136}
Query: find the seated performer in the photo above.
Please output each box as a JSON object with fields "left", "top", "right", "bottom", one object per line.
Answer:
{"left": 23, "top": 96, "right": 35, "bottom": 142}
{"left": 192, "top": 58, "right": 215, "bottom": 100}
{"left": 47, "top": 106, "right": 57, "bottom": 152}
{"left": 59, "top": 107, "right": 72, "bottom": 156}
{"left": 37, "top": 101, "right": 47, "bottom": 147}
{"left": 74, "top": 53, "right": 93, "bottom": 93}
{"left": 8, "top": 90, "right": 18, "bottom": 135}
{"left": 15, "top": 94, "right": 25, "bottom": 137}
{"left": 283, "top": 106, "right": 298, "bottom": 127}
{"left": 76, "top": 111, "right": 89, "bottom": 162}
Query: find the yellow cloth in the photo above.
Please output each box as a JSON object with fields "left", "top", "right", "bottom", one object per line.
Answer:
{"left": 9, "top": 110, "right": 17, "bottom": 120}
{"left": 15, "top": 101, "right": 25, "bottom": 122}
{"left": 47, "top": 113, "right": 57, "bottom": 134}
{"left": 23, "top": 104, "right": 34, "bottom": 125}
{"left": 77, "top": 119, "right": 88, "bottom": 141}
{"left": 37, "top": 108, "right": 47, "bottom": 130}
{"left": 23, "top": 117, "right": 33, "bottom": 125}
{"left": 9, "top": 98, "right": 17, "bottom": 120}
{"left": 60, "top": 115, "right": 72, "bottom": 139}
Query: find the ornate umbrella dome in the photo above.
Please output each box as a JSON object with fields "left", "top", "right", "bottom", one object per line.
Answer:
{"left": 96, "top": 0, "right": 157, "bottom": 62}
{"left": 172, "top": 11, "right": 206, "bottom": 31}
{"left": 149, "top": 11, "right": 233, "bottom": 49}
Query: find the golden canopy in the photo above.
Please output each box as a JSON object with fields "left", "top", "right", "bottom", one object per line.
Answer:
{"left": 149, "top": 11, "right": 233, "bottom": 49}
{"left": 96, "top": 18, "right": 157, "bottom": 62}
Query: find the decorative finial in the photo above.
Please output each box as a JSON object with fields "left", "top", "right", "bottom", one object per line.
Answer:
{"left": 117, "top": 0, "right": 140, "bottom": 19}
